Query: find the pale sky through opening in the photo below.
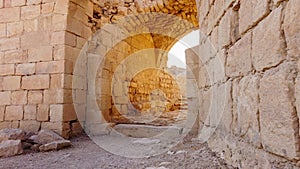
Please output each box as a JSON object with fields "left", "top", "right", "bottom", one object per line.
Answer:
{"left": 167, "top": 30, "right": 200, "bottom": 69}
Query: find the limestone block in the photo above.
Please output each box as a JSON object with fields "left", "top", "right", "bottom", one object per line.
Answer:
{"left": 2, "top": 76, "right": 21, "bottom": 90}
{"left": 4, "top": 49, "right": 27, "bottom": 64}
{"left": 226, "top": 32, "right": 252, "bottom": 77}
{"left": 50, "top": 104, "right": 77, "bottom": 122}
{"left": 284, "top": 0, "right": 300, "bottom": 58}
{"left": 0, "top": 91, "right": 11, "bottom": 105}
{"left": 28, "top": 46, "right": 52, "bottom": 62}
{"left": 22, "top": 75, "right": 50, "bottom": 90}
{"left": 11, "top": 91, "right": 27, "bottom": 105}
{"left": 218, "top": 9, "right": 231, "bottom": 48}
{"left": 51, "top": 31, "right": 76, "bottom": 46}
{"left": 24, "top": 105, "right": 36, "bottom": 120}
{"left": 259, "top": 62, "right": 298, "bottom": 159}
{"left": 0, "top": 64, "right": 14, "bottom": 76}
{"left": 36, "top": 60, "right": 65, "bottom": 74}
{"left": 0, "top": 23, "right": 5, "bottom": 38}
{"left": 22, "top": 19, "right": 38, "bottom": 32}
{"left": 0, "top": 37, "right": 20, "bottom": 51}
{"left": 207, "top": 50, "right": 226, "bottom": 84}
{"left": 0, "top": 106, "right": 4, "bottom": 122}
{"left": 252, "top": 7, "right": 285, "bottom": 71}
{"left": 5, "top": 106, "right": 23, "bottom": 121}
{"left": 198, "top": 88, "right": 211, "bottom": 124}
{"left": 19, "top": 120, "right": 40, "bottom": 132}
{"left": 21, "top": 31, "right": 51, "bottom": 49}
{"left": 7, "top": 22, "right": 23, "bottom": 37}
{"left": 41, "top": 122, "right": 70, "bottom": 138}
{"left": 185, "top": 46, "right": 199, "bottom": 64}
{"left": 42, "top": 2, "right": 54, "bottom": 14}
{"left": 31, "top": 129, "right": 64, "bottom": 145}
{"left": 232, "top": 75, "right": 261, "bottom": 147}
{"left": 21, "top": 5, "right": 40, "bottom": 20}
{"left": 0, "top": 7, "right": 20, "bottom": 23}
{"left": 39, "top": 140, "right": 71, "bottom": 152}
{"left": 0, "top": 140, "right": 23, "bottom": 157}
{"left": 54, "top": 0, "right": 70, "bottom": 14}
{"left": 11, "top": 0, "right": 26, "bottom": 7}
{"left": 218, "top": 81, "right": 233, "bottom": 134}
{"left": 16, "top": 63, "right": 35, "bottom": 75}
{"left": 239, "top": 0, "right": 269, "bottom": 34}
{"left": 28, "top": 91, "right": 43, "bottom": 104}
{"left": 37, "top": 104, "right": 49, "bottom": 122}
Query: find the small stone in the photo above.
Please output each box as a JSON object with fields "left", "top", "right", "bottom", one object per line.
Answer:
{"left": 0, "top": 140, "right": 23, "bottom": 157}
{"left": 159, "top": 162, "right": 172, "bottom": 166}
{"left": 32, "top": 130, "right": 64, "bottom": 144}
{"left": 0, "top": 128, "right": 27, "bottom": 142}
{"left": 39, "top": 140, "right": 71, "bottom": 152}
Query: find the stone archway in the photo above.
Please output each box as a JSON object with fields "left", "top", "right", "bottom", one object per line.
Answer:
{"left": 81, "top": 0, "right": 200, "bottom": 127}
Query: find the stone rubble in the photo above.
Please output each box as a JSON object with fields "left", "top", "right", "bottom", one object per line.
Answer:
{"left": 0, "top": 128, "right": 72, "bottom": 158}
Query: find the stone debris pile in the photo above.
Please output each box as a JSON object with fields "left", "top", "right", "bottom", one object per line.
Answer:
{"left": 0, "top": 129, "right": 71, "bottom": 158}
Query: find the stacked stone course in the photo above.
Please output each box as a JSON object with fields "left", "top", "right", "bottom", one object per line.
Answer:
{"left": 186, "top": 0, "right": 300, "bottom": 167}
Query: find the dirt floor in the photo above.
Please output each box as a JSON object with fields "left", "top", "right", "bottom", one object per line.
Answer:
{"left": 0, "top": 134, "right": 235, "bottom": 169}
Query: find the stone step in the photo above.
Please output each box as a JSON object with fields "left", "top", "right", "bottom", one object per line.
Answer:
{"left": 112, "top": 124, "right": 183, "bottom": 138}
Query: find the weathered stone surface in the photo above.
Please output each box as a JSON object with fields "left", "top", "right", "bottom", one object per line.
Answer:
{"left": 232, "top": 75, "right": 261, "bottom": 147}
{"left": 5, "top": 106, "right": 23, "bottom": 121}
{"left": 0, "top": 92, "right": 11, "bottom": 106}
{"left": 0, "top": 140, "right": 23, "bottom": 157}
{"left": 2, "top": 76, "right": 21, "bottom": 91}
{"left": 31, "top": 130, "right": 64, "bottom": 145}
{"left": 252, "top": 7, "right": 285, "bottom": 71}
{"left": 284, "top": 0, "right": 300, "bottom": 58}
{"left": 239, "top": 0, "right": 269, "bottom": 34}
{"left": 19, "top": 121, "right": 40, "bottom": 133}
{"left": 226, "top": 32, "right": 252, "bottom": 77}
{"left": 0, "top": 128, "right": 27, "bottom": 142}
{"left": 22, "top": 75, "right": 50, "bottom": 90}
{"left": 0, "top": 8, "right": 20, "bottom": 23}
{"left": 39, "top": 140, "right": 71, "bottom": 152}
{"left": 259, "top": 62, "right": 299, "bottom": 159}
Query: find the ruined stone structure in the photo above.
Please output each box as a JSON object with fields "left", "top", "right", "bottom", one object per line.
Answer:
{"left": 0, "top": 0, "right": 300, "bottom": 168}
{"left": 186, "top": 0, "right": 300, "bottom": 168}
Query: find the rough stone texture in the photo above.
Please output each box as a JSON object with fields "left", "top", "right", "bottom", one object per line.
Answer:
{"left": 31, "top": 130, "right": 65, "bottom": 145}
{"left": 39, "top": 140, "right": 71, "bottom": 152}
{"left": 239, "top": 0, "right": 269, "bottom": 34}
{"left": 195, "top": 0, "right": 300, "bottom": 167}
{"left": 259, "top": 62, "right": 299, "bottom": 159}
{"left": 226, "top": 32, "right": 252, "bottom": 77}
{"left": 252, "top": 7, "right": 286, "bottom": 71}
{"left": 284, "top": 0, "right": 300, "bottom": 58}
{"left": 0, "top": 128, "right": 27, "bottom": 142}
{"left": 232, "top": 75, "right": 261, "bottom": 147}
{"left": 0, "top": 140, "right": 23, "bottom": 157}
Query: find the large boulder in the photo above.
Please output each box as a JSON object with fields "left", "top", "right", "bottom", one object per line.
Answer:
{"left": 0, "top": 140, "right": 23, "bottom": 157}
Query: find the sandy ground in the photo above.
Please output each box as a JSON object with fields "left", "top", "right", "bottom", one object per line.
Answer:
{"left": 0, "top": 134, "right": 235, "bottom": 169}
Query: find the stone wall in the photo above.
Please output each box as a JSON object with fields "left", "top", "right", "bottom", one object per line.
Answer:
{"left": 0, "top": 0, "right": 93, "bottom": 138}
{"left": 191, "top": 0, "right": 300, "bottom": 167}
{"left": 86, "top": 0, "right": 198, "bottom": 125}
